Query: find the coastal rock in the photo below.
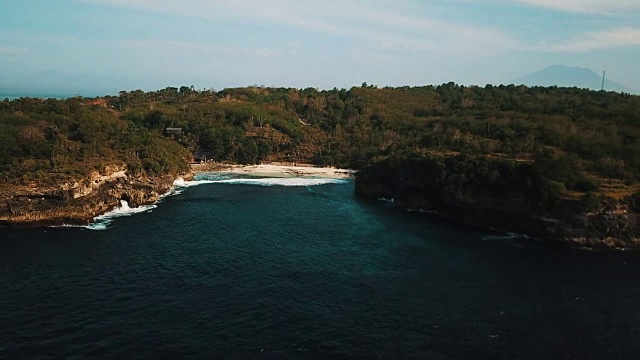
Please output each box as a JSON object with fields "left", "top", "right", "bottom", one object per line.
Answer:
{"left": 355, "top": 157, "right": 640, "bottom": 249}
{"left": 0, "top": 166, "right": 177, "bottom": 227}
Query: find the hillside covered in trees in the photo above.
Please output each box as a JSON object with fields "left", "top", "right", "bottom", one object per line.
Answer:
{"left": 1, "top": 83, "right": 639, "bottom": 244}
{"left": 3, "top": 84, "right": 639, "bottom": 181}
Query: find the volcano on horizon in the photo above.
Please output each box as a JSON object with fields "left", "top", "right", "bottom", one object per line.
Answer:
{"left": 513, "top": 65, "right": 638, "bottom": 94}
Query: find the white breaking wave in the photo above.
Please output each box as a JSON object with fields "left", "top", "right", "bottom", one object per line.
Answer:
{"left": 173, "top": 173, "right": 347, "bottom": 188}
{"left": 52, "top": 224, "right": 86, "bottom": 229}
{"left": 212, "top": 177, "right": 347, "bottom": 187}
{"left": 86, "top": 200, "right": 157, "bottom": 231}
{"left": 171, "top": 178, "right": 218, "bottom": 188}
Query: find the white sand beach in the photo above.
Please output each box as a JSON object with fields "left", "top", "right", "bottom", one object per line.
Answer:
{"left": 225, "top": 163, "right": 356, "bottom": 179}
{"left": 187, "top": 162, "right": 357, "bottom": 179}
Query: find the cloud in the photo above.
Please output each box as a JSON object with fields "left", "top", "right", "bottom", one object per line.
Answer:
{"left": 0, "top": 47, "right": 30, "bottom": 56}
{"left": 534, "top": 27, "right": 640, "bottom": 52}
{"left": 75, "top": 0, "right": 515, "bottom": 55}
{"left": 117, "top": 39, "right": 278, "bottom": 58}
{"left": 516, "top": 0, "right": 640, "bottom": 14}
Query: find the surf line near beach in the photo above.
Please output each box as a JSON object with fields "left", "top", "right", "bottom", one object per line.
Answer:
{"left": 80, "top": 163, "right": 356, "bottom": 230}
{"left": 188, "top": 162, "right": 356, "bottom": 179}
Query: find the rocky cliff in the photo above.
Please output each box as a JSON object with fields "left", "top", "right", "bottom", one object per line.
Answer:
{"left": 355, "top": 155, "right": 640, "bottom": 249}
{"left": 0, "top": 164, "right": 177, "bottom": 227}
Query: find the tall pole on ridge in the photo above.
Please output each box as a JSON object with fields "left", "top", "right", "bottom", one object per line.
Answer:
{"left": 601, "top": 71, "right": 606, "bottom": 91}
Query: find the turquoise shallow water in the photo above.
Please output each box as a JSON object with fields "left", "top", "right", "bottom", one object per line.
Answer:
{"left": 1, "top": 175, "right": 639, "bottom": 359}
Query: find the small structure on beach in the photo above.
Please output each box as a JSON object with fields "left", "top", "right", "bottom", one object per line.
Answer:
{"left": 191, "top": 153, "right": 207, "bottom": 164}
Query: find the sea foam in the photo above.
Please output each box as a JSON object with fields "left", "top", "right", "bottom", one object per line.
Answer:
{"left": 211, "top": 177, "right": 347, "bottom": 187}
{"left": 86, "top": 200, "right": 157, "bottom": 230}
{"left": 177, "top": 172, "right": 348, "bottom": 187}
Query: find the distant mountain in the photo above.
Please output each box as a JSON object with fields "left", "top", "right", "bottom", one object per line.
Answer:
{"left": 513, "top": 65, "right": 638, "bottom": 94}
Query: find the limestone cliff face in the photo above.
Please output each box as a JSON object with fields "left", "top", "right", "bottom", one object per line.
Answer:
{"left": 0, "top": 166, "right": 176, "bottom": 227}
{"left": 60, "top": 165, "right": 128, "bottom": 199}
{"left": 355, "top": 160, "right": 640, "bottom": 249}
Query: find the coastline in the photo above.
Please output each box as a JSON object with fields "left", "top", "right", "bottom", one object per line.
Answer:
{"left": 0, "top": 162, "right": 356, "bottom": 228}
{"left": 354, "top": 159, "right": 640, "bottom": 250}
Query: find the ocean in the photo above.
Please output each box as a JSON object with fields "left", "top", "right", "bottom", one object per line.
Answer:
{"left": 1, "top": 94, "right": 71, "bottom": 101}
{"left": 1, "top": 173, "right": 639, "bottom": 359}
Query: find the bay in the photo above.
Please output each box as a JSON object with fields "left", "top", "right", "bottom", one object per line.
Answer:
{"left": 1, "top": 176, "right": 639, "bottom": 359}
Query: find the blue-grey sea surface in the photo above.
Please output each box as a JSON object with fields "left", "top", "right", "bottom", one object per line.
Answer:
{"left": 1, "top": 173, "right": 639, "bottom": 359}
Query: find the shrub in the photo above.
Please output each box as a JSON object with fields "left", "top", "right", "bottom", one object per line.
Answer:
{"left": 583, "top": 192, "right": 603, "bottom": 212}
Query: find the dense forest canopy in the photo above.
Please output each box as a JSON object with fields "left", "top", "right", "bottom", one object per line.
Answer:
{"left": 1, "top": 83, "right": 639, "bottom": 199}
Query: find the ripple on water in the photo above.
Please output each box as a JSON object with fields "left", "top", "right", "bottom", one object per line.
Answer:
{"left": 1, "top": 179, "right": 640, "bottom": 359}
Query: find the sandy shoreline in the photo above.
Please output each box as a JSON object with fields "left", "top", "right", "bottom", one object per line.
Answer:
{"left": 188, "top": 162, "right": 356, "bottom": 179}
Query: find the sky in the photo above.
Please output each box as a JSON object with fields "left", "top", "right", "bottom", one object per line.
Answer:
{"left": 0, "top": 0, "right": 639, "bottom": 95}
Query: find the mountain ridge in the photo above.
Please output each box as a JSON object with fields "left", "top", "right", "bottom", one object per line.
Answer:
{"left": 513, "top": 65, "right": 638, "bottom": 94}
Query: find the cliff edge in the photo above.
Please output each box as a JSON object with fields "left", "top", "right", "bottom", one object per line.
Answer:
{"left": 0, "top": 164, "right": 176, "bottom": 227}
{"left": 355, "top": 154, "right": 640, "bottom": 249}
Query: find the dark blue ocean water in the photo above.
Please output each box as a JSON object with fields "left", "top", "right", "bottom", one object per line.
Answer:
{"left": 1, "top": 175, "right": 640, "bottom": 359}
